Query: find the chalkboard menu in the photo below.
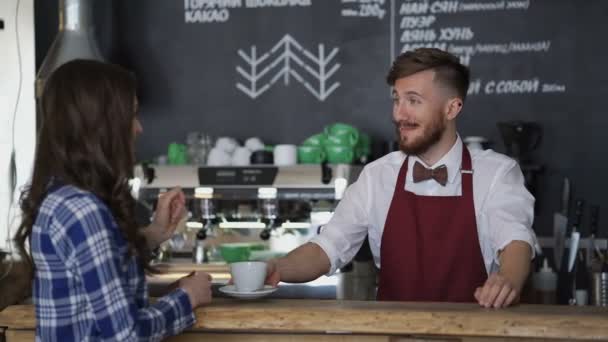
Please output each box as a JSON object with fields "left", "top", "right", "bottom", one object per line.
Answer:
{"left": 35, "top": 0, "right": 608, "bottom": 235}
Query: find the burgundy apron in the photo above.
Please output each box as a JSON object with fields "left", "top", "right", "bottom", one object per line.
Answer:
{"left": 377, "top": 147, "right": 487, "bottom": 302}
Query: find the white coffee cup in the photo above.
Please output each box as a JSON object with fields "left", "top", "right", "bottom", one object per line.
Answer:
{"left": 207, "top": 147, "right": 231, "bottom": 166}
{"left": 232, "top": 147, "right": 252, "bottom": 166}
{"left": 245, "top": 137, "right": 265, "bottom": 152}
{"left": 215, "top": 137, "right": 239, "bottom": 154}
{"left": 273, "top": 144, "right": 297, "bottom": 166}
{"left": 230, "top": 261, "right": 267, "bottom": 292}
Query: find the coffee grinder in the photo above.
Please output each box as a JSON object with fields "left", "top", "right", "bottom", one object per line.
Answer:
{"left": 498, "top": 121, "right": 544, "bottom": 213}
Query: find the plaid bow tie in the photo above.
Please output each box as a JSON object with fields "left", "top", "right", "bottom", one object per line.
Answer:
{"left": 412, "top": 161, "right": 448, "bottom": 186}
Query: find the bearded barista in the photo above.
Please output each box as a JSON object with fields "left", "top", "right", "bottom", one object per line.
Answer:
{"left": 264, "top": 48, "right": 537, "bottom": 308}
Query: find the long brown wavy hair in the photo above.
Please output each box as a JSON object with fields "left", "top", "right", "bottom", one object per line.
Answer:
{"left": 15, "top": 59, "right": 152, "bottom": 274}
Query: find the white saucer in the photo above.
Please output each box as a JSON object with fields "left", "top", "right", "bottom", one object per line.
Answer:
{"left": 219, "top": 285, "right": 278, "bottom": 299}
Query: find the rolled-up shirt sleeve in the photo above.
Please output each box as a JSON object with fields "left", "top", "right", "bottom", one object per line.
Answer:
{"left": 482, "top": 159, "right": 538, "bottom": 265}
{"left": 310, "top": 167, "right": 371, "bottom": 275}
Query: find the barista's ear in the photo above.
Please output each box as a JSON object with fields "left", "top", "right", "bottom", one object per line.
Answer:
{"left": 445, "top": 97, "right": 463, "bottom": 121}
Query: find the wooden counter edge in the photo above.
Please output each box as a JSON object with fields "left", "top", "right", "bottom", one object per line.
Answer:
{"left": 2, "top": 300, "right": 608, "bottom": 340}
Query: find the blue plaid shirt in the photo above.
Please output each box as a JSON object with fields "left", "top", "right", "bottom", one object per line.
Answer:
{"left": 31, "top": 185, "right": 195, "bottom": 341}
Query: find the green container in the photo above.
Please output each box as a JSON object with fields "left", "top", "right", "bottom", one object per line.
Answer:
{"left": 249, "top": 250, "right": 286, "bottom": 261}
{"left": 355, "top": 133, "right": 371, "bottom": 160}
{"left": 298, "top": 145, "right": 326, "bottom": 164}
{"left": 325, "top": 123, "right": 359, "bottom": 147}
{"left": 168, "top": 143, "right": 188, "bottom": 165}
{"left": 326, "top": 145, "right": 354, "bottom": 164}
{"left": 302, "top": 133, "right": 327, "bottom": 147}
{"left": 219, "top": 243, "right": 265, "bottom": 263}
{"left": 326, "top": 134, "right": 358, "bottom": 148}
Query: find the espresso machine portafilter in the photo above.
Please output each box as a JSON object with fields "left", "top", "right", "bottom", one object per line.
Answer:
{"left": 258, "top": 188, "right": 280, "bottom": 240}
{"left": 189, "top": 187, "right": 218, "bottom": 263}
{"left": 192, "top": 187, "right": 217, "bottom": 239}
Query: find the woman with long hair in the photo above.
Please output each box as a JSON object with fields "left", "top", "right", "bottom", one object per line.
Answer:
{"left": 15, "top": 59, "right": 212, "bottom": 341}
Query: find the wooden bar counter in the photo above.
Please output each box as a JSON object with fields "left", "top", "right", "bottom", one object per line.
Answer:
{"left": 2, "top": 299, "right": 608, "bottom": 341}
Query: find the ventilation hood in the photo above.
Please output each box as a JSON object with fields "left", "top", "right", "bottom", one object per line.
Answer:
{"left": 36, "top": 0, "right": 104, "bottom": 97}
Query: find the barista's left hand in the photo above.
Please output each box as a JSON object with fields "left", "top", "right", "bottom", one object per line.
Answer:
{"left": 474, "top": 273, "right": 520, "bottom": 309}
{"left": 144, "top": 187, "right": 187, "bottom": 248}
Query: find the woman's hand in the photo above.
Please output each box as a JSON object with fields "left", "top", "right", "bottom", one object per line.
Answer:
{"left": 143, "top": 187, "right": 187, "bottom": 248}
{"left": 179, "top": 271, "right": 213, "bottom": 308}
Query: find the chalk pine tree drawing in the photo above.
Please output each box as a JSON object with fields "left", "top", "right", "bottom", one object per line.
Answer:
{"left": 236, "top": 34, "right": 341, "bottom": 101}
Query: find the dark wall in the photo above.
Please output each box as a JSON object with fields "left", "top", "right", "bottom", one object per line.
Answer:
{"left": 35, "top": 0, "right": 608, "bottom": 237}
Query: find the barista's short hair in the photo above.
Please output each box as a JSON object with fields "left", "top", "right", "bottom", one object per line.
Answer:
{"left": 386, "top": 48, "right": 470, "bottom": 102}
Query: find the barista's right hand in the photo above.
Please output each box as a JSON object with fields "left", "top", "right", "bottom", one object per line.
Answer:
{"left": 265, "top": 259, "right": 281, "bottom": 287}
{"left": 179, "top": 271, "right": 213, "bottom": 309}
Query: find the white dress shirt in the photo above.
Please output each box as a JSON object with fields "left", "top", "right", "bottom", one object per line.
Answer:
{"left": 310, "top": 136, "right": 538, "bottom": 275}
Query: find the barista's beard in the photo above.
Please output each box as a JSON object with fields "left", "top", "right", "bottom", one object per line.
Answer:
{"left": 395, "top": 114, "right": 446, "bottom": 156}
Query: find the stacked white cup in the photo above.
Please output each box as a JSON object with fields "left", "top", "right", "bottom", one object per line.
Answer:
{"left": 207, "top": 137, "right": 266, "bottom": 166}
{"left": 273, "top": 144, "right": 297, "bottom": 166}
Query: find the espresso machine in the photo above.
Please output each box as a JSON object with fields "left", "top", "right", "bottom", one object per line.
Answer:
{"left": 134, "top": 163, "right": 362, "bottom": 253}
{"left": 498, "top": 121, "right": 544, "bottom": 212}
